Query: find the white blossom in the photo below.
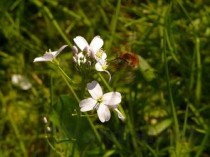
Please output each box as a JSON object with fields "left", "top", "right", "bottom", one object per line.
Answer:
{"left": 73, "top": 36, "right": 111, "bottom": 80}
{"left": 73, "top": 36, "right": 103, "bottom": 58}
{"left": 33, "top": 45, "right": 68, "bottom": 62}
{"left": 94, "top": 49, "right": 107, "bottom": 61}
{"left": 95, "top": 59, "right": 111, "bottom": 81}
{"left": 79, "top": 81, "right": 124, "bottom": 122}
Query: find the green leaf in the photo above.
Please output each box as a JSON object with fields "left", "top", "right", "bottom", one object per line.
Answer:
{"left": 138, "top": 56, "right": 156, "bottom": 82}
{"left": 147, "top": 118, "right": 172, "bottom": 136}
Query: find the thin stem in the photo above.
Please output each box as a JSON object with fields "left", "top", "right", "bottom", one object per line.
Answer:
{"left": 45, "top": 136, "right": 64, "bottom": 157}
{"left": 32, "top": 0, "right": 72, "bottom": 46}
{"left": 187, "top": 100, "right": 208, "bottom": 130}
{"left": 98, "top": 73, "right": 125, "bottom": 117}
{"left": 98, "top": 73, "right": 141, "bottom": 155}
{"left": 98, "top": 73, "right": 112, "bottom": 91}
{"left": 99, "top": 72, "right": 140, "bottom": 154}
{"left": 45, "top": 0, "right": 81, "bottom": 20}
{"left": 163, "top": 3, "right": 180, "bottom": 144}
{"left": 189, "top": 43, "right": 196, "bottom": 91}
{"left": 164, "top": 25, "right": 179, "bottom": 64}
{"left": 195, "top": 129, "right": 209, "bottom": 157}
{"left": 106, "top": 0, "right": 121, "bottom": 51}
{"left": 182, "top": 103, "right": 189, "bottom": 137}
{"left": 175, "top": 0, "right": 193, "bottom": 26}
{"left": 57, "top": 65, "right": 73, "bottom": 83}
{"left": 56, "top": 65, "right": 104, "bottom": 149}
{"left": 127, "top": 114, "right": 141, "bottom": 156}
{"left": 195, "top": 37, "right": 202, "bottom": 104}
{"left": 164, "top": 34, "right": 180, "bottom": 140}
{"left": 143, "top": 142, "right": 158, "bottom": 157}
{"left": 163, "top": 36, "right": 180, "bottom": 149}
{"left": 57, "top": 65, "right": 79, "bottom": 102}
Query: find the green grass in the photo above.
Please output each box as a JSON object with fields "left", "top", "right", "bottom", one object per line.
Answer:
{"left": 1, "top": 0, "right": 210, "bottom": 156}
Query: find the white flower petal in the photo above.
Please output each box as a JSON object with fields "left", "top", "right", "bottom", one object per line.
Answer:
{"left": 77, "top": 52, "right": 85, "bottom": 58}
{"left": 33, "top": 45, "right": 67, "bottom": 63}
{"left": 104, "top": 70, "right": 112, "bottom": 82}
{"left": 95, "top": 59, "right": 108, "bottom": 71}
{"left": 101, "top": 52, "right": 107, "bottom": 60}
{"left": 43, "top": 53, "right": 54, "bottom": 59}
{"left": 95, "top": 62, "right": 104, "bottom": 71}
{"left": 114, "top": 108, "right": 125, "bottom": 121}
{"left": 72, "top": 45, "right": 78, "bottom": 54}
{"left": 52, "top": 45, "right": 68, "bottom": 57}
{"left": 90, "top": 36, "right": 104, "bottom": 54}
{"left": 33, "top": 56, "right": 51, "bottom": 62}
{"left": 95, "top": 59, "right": 111, "bottom": 81}
{"left": 97, "top": 104, "right": 111, "bottom": 123}
{"left": 87, "top": 81, "right": 103, "bottom": 99}
{"left": 73, "top": 36, "right": 89, "bottom": 51}
{"left": 94, "top": 50, "right": 107, "bottom": 61}
{"left": 79, "top": 98, "right": 97, "bottom": 112}
{"left": 103, "top": 92, "right": 122, "bottom": 106}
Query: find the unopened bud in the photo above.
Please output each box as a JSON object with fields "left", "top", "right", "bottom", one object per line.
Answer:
{"left": 43, "top": 117, "right": 48, "bottom": 124}
{"left": 46, "top": 126, "right": 51, "bottom": 132}
{"left": 72, "top": 46, "right": 78, "bottom": 54}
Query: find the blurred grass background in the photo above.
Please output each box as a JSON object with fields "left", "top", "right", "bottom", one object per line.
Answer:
{"left": 1, "top": 0, "right": 210, "bottom": 156}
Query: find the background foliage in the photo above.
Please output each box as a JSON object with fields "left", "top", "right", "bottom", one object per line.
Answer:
{"left": 0, "top": 0, "right": 210, "bottom": 157}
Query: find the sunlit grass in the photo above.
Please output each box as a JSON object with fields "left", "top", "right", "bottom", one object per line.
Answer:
{"left": 0, "top": 0, "right": 210, "bottom": 156}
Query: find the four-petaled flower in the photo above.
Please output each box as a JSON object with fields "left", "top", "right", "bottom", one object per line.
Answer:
{"left": 33, "top": 45, "right": 68, "bottom": 62}
{"left": 79, "top": 81, "right": 124, "bottom": 123}
{"left": 73, "top": 36, "right": 104, "bottom": 58}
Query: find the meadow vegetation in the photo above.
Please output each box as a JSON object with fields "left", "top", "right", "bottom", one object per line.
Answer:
{"left": 0, "top": 0, "right": 210, "bottom": 156}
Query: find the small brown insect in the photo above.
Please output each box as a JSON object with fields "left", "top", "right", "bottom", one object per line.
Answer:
{"left": 119, "top": 52, "right": 140, "bottom": 68}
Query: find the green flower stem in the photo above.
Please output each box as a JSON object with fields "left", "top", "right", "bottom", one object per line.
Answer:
{"left": 195, "top": 37, "right": 202, "bottom": 104}
{"left": 45, "top": 137, "right": 64, "bottom": 157}
{"left": 182, "top": 103, "right": 189, "bottom": 137}
{"left": 57, "top": 65, "right": 78, "bottom": 101}
{"left": 98, "top": 73, "right": 140, "bottom": 155}
{"left": 98, "top": 73, "right": 125, "bottom": 117}
{"left": 56, "top": 64, "right": 104, "bottom": 149}
{"left": 106, "top": 0, "right": 121, "bottom": 51}
{"left": 56, "top": 65, "right": 79, "bottom": 102}
{"left": 127, "top": 114, "right": 141, "bottom": 156}
{"left": 98, "top": 73, "right": 112, "bottom": 91}
{"left": 163, "top": 3, "right": 180, "bottom": 144}
{"left": 45, "top": 0, "right": 81, "bottom": 20}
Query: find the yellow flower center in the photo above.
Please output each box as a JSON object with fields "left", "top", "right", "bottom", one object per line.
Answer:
{"left": 95, "top": 49, "right": 104, "bottom": 59}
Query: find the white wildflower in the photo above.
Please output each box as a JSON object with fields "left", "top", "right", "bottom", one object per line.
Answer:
{"left": 79, "top": 81, "right": 124, "bottom": 122}
{"left": 33, "top": 45, "right": 68, "bottom": 62}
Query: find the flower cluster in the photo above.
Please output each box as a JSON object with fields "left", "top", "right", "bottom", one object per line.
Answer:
{"left": 73, "top": 36, "right": 111, "bottom": 80}
{"left": 34, "top": 35, "right": 124, "bottom": 123}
